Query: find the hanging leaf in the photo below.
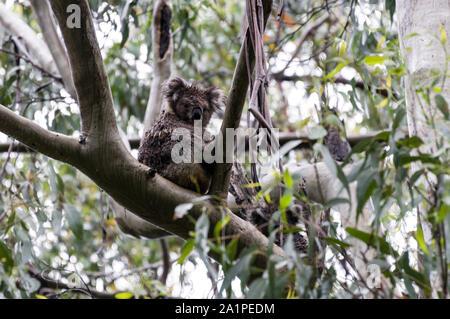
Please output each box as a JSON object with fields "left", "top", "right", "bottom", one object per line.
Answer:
{"left": 283, "top": 169, "right": 293, "bottom": 189}
{"left": 325, "top": 62, "right": 347, "bottom": 79}
{"left": 363, "top": 55, "right": 387, "bottom": 66}
{"left": 214, "top": 215, "right": 230, "bottom": 245}
{"left": 416, "top": 226, "right": 429, "bottom": 254}
{"left": 385, "top": 0, "right": 395, "bottom": 22}
{"left": 279, "top": 194, "right": 292, "bottom": 210}
{"left": 178, "top": 239, "right": 195, "bottom": 264}
{"left": 64, "top": 204, "right": 83, "bottom": 240}
{"left": 346, "top": 227, "right": 398, "bottom": 257}
{"left": 435, "top": 94, "right": 449, "bottom": 120}
{"left": 0, "top": 240, "right": 14, "bottom": 275}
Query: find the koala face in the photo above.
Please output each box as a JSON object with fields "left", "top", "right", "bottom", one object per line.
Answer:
{"left": 162, "top": 77, "right": 224, "bottom": 127}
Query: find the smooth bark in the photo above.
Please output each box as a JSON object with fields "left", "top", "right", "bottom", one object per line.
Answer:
{"left": 29, "top": 0, "right": 77, "bottom": 99}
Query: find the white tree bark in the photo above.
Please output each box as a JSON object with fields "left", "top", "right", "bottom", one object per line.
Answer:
{"left": 397, "top": 0, "right": 449, "bottom": 153}
{"left": 0, "top": 3, "right": 59, "bottom": 78}
{"left": 397, "top": 0, "right": 450, "bottom": 298}
{"left": 142, "top": 0, "right": 173, "bottom": 130}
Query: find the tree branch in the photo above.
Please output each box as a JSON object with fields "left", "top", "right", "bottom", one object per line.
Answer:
{"left": 49, "top": 0, "right": 118, "bottom": 138}
{"left": 111, "top": 193, "right": 172, "bottom": 239}
{"left": 209, "top": 0, "right": 273, "bottom": 199}
{"left": 112, "top": 0, "right": 176, "bottom": 241}
{"left": 29, "top": 268, "right": 131, "bottom": 299}
{"left": 142, "top": 0, "right": 173, "bottom": 131}
{"left": 0, "top": 104, "right": 80, "bottom": 164}
{"left": 0, "top": 3, "right": 59, "bottom": 78}
{"left": 271, "top": 73, "right": 391, "bottom": 98}
{"left": 29, "top": 0, "right": 77, "bottom": 99}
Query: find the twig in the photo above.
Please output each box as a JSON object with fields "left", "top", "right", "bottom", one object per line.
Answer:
{"left": 95, "top": 189, "right": 107, "bottom": 255}
{"left": 28, "top": 268, "right": 121, "bottom": 299}
{"left": 0, "top": 48, "right": 63, "bottom": 83}
{"left": 277, "top": 12, "right": 330, "bottom": 75}
{"left": 159, "top": 238, "right": 171, "bottom": 285}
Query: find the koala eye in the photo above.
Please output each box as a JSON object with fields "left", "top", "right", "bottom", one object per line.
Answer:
{"left": 192, "top": 107, "right": 202, "bottom": 120}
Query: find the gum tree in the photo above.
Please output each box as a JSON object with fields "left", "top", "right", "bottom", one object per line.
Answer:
{"left": 0, "top": 0, "right": 448, "bottom": 298}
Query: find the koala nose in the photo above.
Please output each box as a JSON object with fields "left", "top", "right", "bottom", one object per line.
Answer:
{"left": 192, "top": 107, "right": 202, "bottom": 120}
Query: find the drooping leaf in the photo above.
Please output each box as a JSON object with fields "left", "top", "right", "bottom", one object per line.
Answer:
{"left": 416, "top": 225, "right": 429, "bottom": 254}
{"left": 283, "top": 169, "right": 293, "bottom": 189}
{"left": 346, "top": 227, "right": 398, "bottom": 257}
{"left": 214, "top": 215, "right": 230, "bottom": 245}
{"left": 178, "top": 239, "right": 195, "bottom": 264}
{"left": 309, "top": 126, "right": 327, "bottom": 140}
{"left": 435, "top": 94, "right": 449, "bottom": 120}
{"left": 0, "top": 240, "right": 14, "bottom": 275}
{"left": 279, "top": 194, "right": 292, "bottom": 210}
{"left": 64, "top": 204, "right": 83, "bottom": 240}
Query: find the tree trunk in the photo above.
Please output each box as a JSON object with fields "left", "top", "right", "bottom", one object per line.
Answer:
{"left": 396, "top": 0, "right": 450, "bottom": 298}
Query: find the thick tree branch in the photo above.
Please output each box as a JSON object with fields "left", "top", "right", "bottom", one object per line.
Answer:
{"left": 0, "top": 3, "right": 59, "bottom": 78}
{"left": 29, "top": 0, "right": 77, "bottom": 99}
{"left": 0, "top": 100, "right": 284, "bottom": 266}
{"left": 114, "top": 0, "right": 174, "bottom": 239}
{"left": 112, "top": 198, "right": 172, "bottom": 239}
{"left": 143, "top": 0, "right": 173, "bottom": 130}
{"left": 209, "top": 0, "right": 273, "bottom": 199}
{"left": 0, "top": 104, "right": 80, "bottom": 164}
{"left": 49, "top": 0, "right": 118, "bottom": 138}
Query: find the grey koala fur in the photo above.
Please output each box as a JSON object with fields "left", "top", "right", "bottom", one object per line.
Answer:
{"left": 138, "top": 77, "right": 223, "bottom": 194}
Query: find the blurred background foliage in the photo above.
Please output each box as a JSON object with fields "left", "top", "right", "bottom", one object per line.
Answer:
{"left": 0, "top": 0, "right": 448, "bottom": 298}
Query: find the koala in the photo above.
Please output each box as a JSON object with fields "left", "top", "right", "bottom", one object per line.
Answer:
{"left": 138, "top": 77, "right": 224, "bottom": 194}
{"left": 138, "top": 76, "right": 308, "bottom": 252}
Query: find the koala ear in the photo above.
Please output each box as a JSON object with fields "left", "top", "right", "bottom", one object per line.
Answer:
{"left": 206, "top": 87, "right": 225, "bottom": 111}
{"left": 162, "top": 77, "right": 187, "bottom": 104}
